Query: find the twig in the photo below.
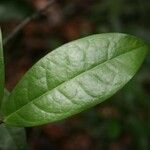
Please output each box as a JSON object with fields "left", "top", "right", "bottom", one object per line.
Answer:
{"left": 3, "top": 0, "right": 55, "bottom": 46}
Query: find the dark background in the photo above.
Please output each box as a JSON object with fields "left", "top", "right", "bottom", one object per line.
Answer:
{"left": 0, "top": 0, "right": 150, "bottom": 149}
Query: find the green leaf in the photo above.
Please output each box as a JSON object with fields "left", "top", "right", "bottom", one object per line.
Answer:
{"left": 1, "top": 89, "right": 10, "bottom": 119}
{"left": 3, "top": 33, "right": 148, "bottom": 127}
{"left": 0, "top": 124, "right": 28, "bottom": 150}
{"left": 0, "top": 29, "right": 4, "bottom": 108}
{"left": 0, "top": 89, "right": 28, "bottom": 149}
{"left": 0, "top": 89, "right": 27, "bottom": 150}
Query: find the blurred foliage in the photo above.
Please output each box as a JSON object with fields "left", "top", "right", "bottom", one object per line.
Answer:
{"left": 0, "top": 0, "right": 33, "bottom": 21}
{"left": 0, "top": 0, "right": 150, "bottom": 149}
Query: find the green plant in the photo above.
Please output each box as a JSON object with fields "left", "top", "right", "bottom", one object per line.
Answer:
{"left": 0, "top": 29, "right": 148, "bottom": 149}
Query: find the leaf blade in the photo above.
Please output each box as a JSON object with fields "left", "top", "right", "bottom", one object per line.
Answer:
{"left": 3, "top": 33, "right": 148, "bottom": 127}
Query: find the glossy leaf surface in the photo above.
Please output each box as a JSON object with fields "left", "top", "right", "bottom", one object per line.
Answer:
{"left": 3, "top": 33, "right": 148, "bottom": 127}
{"left": 0, "top": 29, "right": 4, "bottom": 107}
{"left": 0, "top": 124, "right": 28, "bottom": 150}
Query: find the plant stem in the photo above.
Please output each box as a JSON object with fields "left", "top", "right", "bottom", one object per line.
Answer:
{"left": 3, "top": 0, "right": 55, "bottom": 46}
